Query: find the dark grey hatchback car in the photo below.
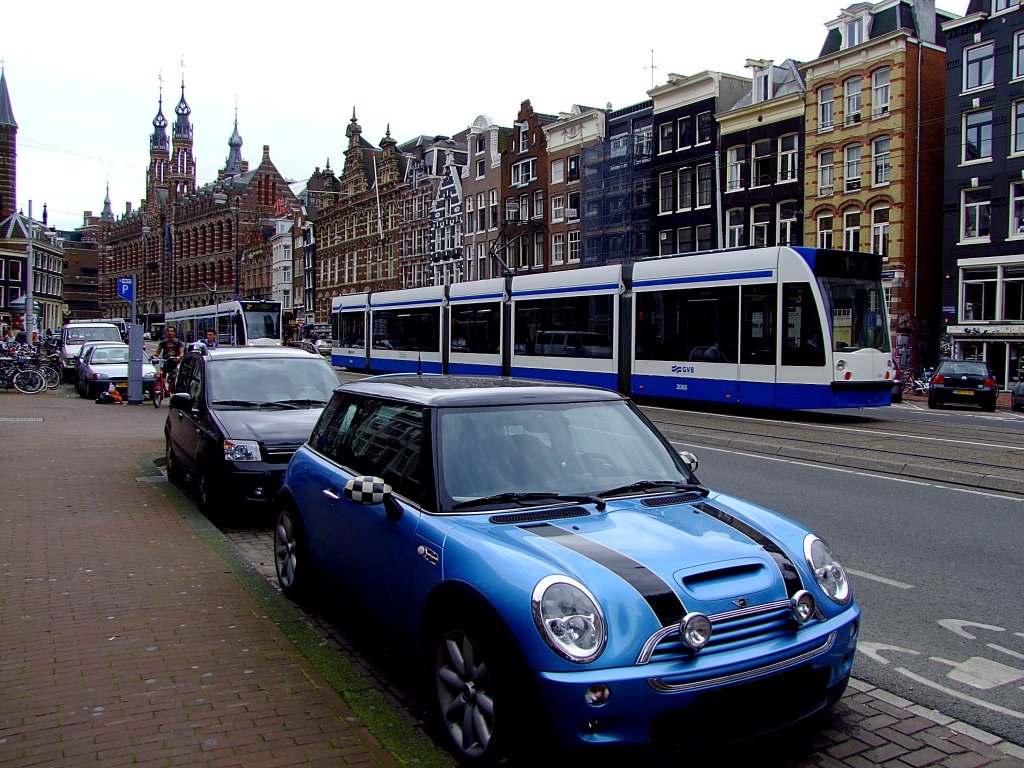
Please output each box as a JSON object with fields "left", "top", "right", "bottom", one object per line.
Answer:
{"left": 163, "top": 346, "right": 340, "bottom": 513}
{"left": 927, "top": 359, "right": 997, "bottom": 412}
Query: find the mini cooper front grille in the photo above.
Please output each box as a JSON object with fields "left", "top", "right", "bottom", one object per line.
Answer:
{"left": 642, "top": 492, "right": 705, "bottom": 507}
{"left": 637, "top": 600, "right": 801, "bottom": 665}
{"left": 489, "top": 506, "right": 589, "bottom": 525}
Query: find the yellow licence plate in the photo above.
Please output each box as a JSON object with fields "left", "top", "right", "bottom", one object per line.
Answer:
{"left": 953, "top": 389, "right": 975, "bottom": 396}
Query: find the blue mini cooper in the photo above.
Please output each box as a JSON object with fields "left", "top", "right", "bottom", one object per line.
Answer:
{"left": 274, "top": 376, "right": 859, "bottom": 763}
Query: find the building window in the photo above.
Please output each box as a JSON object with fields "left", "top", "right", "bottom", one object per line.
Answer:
{"left": 489, "top": 190, "right": 498, "bottom": 229}
{"left": 512, "top": 158, "right": 536, "bottom": 187}
{"left": 727, "top": 209, "right": 745, "bottom": 248}
{"left": 819, "top": 85, "right": 835, "bottom": 130}
{"left": 751, "top": 206, "right": 770, "bottom": 247}
{"left": 567, "top": 192, "right": 580, "bottom": 220}
{"left": 533, "top": 190, "right": 544, "bottom": 219}
{"left": 872, "top": 136, "right": 891, "bottom": 186}
{"left": 1011, "top": 181, "right": 1024, "bottom": 236}
{"left": 778, "top": 201, "right": 799, "bottom": 246}
{"left": 519, "top": 194, "right": 530, "bottom": 221}
{"left": 696, "top": 112, "right": 713, "bottom": 144}
{"left": 659, "top": 172, "right": 675, "bottom": 214}
{"left": 818, "top": 150, "right": 835, "bottom": 196}
{"left": 962, "top": 267, "right": 997, "bottom": 320}
{"left": 844, "top": 77, "right": 862, "bottom": 125}
{"left": 1013, "top": 101, "right": 1024, "bottom": 155}
{"left": 519, "top": 124, "right": 529, "bottom": 153}
{"left": 871, "top": 206, "right": 890, "bottom": 256}
{"left": 552, "top": 195, "right": 564, "bottom": 223}
{"left": 696, "top": 224, "right": 713, "bottom": 251}
{"left": 677, "top": 117, "right": 693, "bottom": 149}
{"left": 844, "top": 144, "right": 862, "bottom": 192}
{"left": 961, "top": 188, "right": 991, "bottom": 241}
{"left": 964, "top": 42, "right": 995, "bottom": 91}
{"left": 844, "top": 17, "right": 864, "bottom": 48}
{"left": 752, "top": 140, "right": 771, "bottom": 187}
{"left": 567, "top": 154, "right": 580, "bottom": 182}
{"left": 678, "top": 168, "right": 694, "bottom": 210}
{"left": 964, "top": 110, "right": 993, "bottom": 162}
{"left": 1004, "top": 265, "right": 1024, "bottom": 321}
{"left": 817, "top": 215, "right": 834, "bottom": 249}
{"left": 552, "top": 233, "right": 564, "bottom": 264}
{"left": 697, "top": 164, "right": 713, "bottom": 207}
{"left": 778, "top": 134, "right": 798, "bottom": 183}
{"left": 534, "top": 232, "right": 544, "bottom": 268}
{"left": 994, "top": 0, "right": 1020, "bottom": 11}
{"left": 551, "top": 159, "right": 565, "bottom": 184}
{"left": 872, "top": 68, "right": 891, "bottom": 117}
{"left": 1015, "top": 31, "right": 1024, "bottom": 80}
{"left": 476, "top": 136, "right": 485, "bottom": 154}
{"left": 659, "top": 122, "right": 674, "bottom": 154}
{"left": 568, "top": 231, "right": 581, "bottom": 263}
{"left": 658, "top": 230, "right": 675, "bottom": 256}
{"left": 678, "top": 227, "right": 693, "bottom": 253}
{"left": 843, "top": 210, "right": 861, "bottom": 251}
{"left": 726, "top": 145, "right": 746, "bottom": 191}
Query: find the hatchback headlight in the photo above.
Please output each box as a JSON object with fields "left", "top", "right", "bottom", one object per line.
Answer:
{"left": 224, "top": 439, "right": 261, "bottom": 462}
{"left": 804, "top": 535, "right": 850, "bottom": 604}
{"left": 532, "top": 576, "right": 606, "bottom": 663}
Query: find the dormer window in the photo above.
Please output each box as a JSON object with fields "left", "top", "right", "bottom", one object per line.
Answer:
{"left": 519, "top": 123, "right": 529, "bottom": 153}
{"left": 755, "top": 70, "right": 771, "bottom": 103}
{"left": 843, "top": 17, "right": 865, "bottom": 49}
{"left": 993, "top": 0, "right": 1019, "bottom": 12}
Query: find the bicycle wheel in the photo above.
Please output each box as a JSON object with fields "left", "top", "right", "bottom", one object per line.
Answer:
{"left": 39, "top": 365, "right": 61, "bottom": 389}
{"left": 13, "top": 368, "right": 45, "bottom": 394}
{"left": 153, "top": 381, "right": 164, "bottom": 408}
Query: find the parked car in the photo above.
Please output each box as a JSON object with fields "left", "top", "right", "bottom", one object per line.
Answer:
{"left": 59, "top": 322, "right": 122, "bottom": 381}
{"left": 928, "top": 359, "right": 997, "bottom": 411}
{"left": 163, "top": 346, "right": 341, "bottom": 513}
{"left": 76, "top": 343, "right": 158, "bottom": 400}
{"left": 315, "top": 338, "right": 331, "bottom": 356}
{"left": 1012, "top": 374, "right": 1024, "bottom": 412}
{"left": 289, "top": 339, "right": 320, "bottom": 355}
{"left": 74, "top": 341, "right": 127, "bottom": 385}
{"left": 274, "top": 375, "right": 860, "bottom": 762}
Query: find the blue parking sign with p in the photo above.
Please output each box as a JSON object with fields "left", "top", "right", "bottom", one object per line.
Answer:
{"left": 117, "top": 277, "right": 133, "bottom": 303}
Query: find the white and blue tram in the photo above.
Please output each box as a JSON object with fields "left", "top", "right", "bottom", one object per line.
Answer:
{"left": 165, "top": 300, "right": 283, "bottom": 347}
{"left": 330, "top": 246, "right": 895, "bottom": 409}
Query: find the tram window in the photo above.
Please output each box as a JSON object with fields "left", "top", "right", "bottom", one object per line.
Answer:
{"left": 451, "top": 302, "right": 500, "bottom": 354}
{"left": 635, "top": 286, "right": 738, "bottom": 363}
{"left": 373, "top": 307, "right": 440, "bottom": 352}
{"left": 741, "top": 285, "right": 777, "bottom": 365}
{"left": 514, "top": 296, "right": 613, "bottom": 358}
{"left": 781, "top": 283, "right": 826, "bottom": 367}
{"left": 341, "top": 313, "right": 365, "bottom": 348}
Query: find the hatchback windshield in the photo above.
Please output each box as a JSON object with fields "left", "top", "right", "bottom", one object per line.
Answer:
{"left": 208, "top": 357, "right": 339, "bottom": 406}
{"left": 437, "top": 399, "right": 692, "bottom": 511}
{"left": 66, "top": 326, "right": 121, "bottom": 344}
{"left": 91, "top": 348, "right": 130, "bottom": 364}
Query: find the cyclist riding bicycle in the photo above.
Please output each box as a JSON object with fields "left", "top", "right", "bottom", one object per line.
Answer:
{"left": 155, "top": 326, "right": 184, "bottom": 389}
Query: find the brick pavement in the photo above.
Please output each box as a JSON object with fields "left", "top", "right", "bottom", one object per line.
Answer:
{"left": 0, "top": 389, "right": 402, "bottom": 768}
{"left": 1, "top": 387, "right": 1021, "bottom": 768}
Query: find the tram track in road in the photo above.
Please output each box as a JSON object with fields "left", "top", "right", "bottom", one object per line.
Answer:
{"left": 640, "top": 402, "right": 1024, "bottom": 497}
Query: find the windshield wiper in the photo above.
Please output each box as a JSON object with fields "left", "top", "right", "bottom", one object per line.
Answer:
{"left": 211, "top": 399, "right": 261, "bottom": 407}
{"left": 597, "top": 480, "right": 709, "bottom": 499}
{"left": 452, "top": 491, "right": 606, "bottom": 511}
{"left": 210, "top": 399, "right": 299, "bottom": 409}
{"left": 276, "top": 398, "right": 329, "bottom": 406}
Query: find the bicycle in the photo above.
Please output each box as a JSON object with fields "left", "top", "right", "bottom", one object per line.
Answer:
{"left": 152, "top": 357, "right": 178, "bottom": 408}
{"left": 0, "top": 355, "right": 45, "bottom": 393}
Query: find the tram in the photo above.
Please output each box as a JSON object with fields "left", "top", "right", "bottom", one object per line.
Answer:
{"left": 330, "top": 246, "right": 895, "bottom": 409}
{"left": 165, "top": 300, "right": 283, "bottom": 346}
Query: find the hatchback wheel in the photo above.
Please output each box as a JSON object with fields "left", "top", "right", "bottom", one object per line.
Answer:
{"left": 165, "top": 437, "right": 184, "bottom": 485}
{"left": 195, "top": 461, "right": 220, "bottom": 514}
{"left": 928, "top": 395, "right": 939, "bottom": 409}
{"left": 274, "top": 507, "right": 314, "bottom": 599}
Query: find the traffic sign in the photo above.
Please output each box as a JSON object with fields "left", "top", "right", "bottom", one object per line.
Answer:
{"left": 117, "top": 277, "right": 134, "bottom": 303}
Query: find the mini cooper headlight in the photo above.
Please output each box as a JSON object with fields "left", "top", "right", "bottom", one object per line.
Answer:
{"left": 679, "top": 612, "right": 712, "bottom": 651}
{"left": 804, "top": 535, "right": 850, "bottom": 605}
{"left": 532, "top": 576, "right": 606, "bottom": 663}
{"left": 790, "top": 589, "right": 816, "bottom": 624}
{"left": 224, "top": 439, "right": 261, "bottom": 462}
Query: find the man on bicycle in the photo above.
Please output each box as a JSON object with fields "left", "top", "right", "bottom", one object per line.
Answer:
{"left": 156, "top": 326, "right": 184, "bottom": 389}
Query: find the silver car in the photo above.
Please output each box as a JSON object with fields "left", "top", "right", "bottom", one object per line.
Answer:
{"left": 76, "top": 344, "right": 158, "bottom": 400}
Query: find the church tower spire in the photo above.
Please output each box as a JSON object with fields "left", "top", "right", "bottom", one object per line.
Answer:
{"left": 146, "top": 82, "right": 170, "bottom": 216}
{"left": 222, "top": 106, "right": 245, "bottom": 178}
{"left": 168, "top": 75, "right": 196, "bottom": 203}
{"left": 0, "top": 66, "right": 19, "bottom": 219}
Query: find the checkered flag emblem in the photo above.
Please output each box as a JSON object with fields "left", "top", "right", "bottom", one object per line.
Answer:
{"left": 344, "top": 476, "right": 392, "bottom": 504}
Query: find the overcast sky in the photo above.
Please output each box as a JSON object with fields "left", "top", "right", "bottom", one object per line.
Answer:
{"left": 4, "top": 0, "right": 966, "bottom": 232}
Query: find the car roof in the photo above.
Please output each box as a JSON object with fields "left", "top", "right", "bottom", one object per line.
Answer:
{"left": 193, "top": 346, "right": 323, "bottom": 362}
{"left": 340, "top": 375, "right": 626, "bottom": 408}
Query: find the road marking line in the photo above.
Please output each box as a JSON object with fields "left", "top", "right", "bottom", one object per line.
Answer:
{"left": 847, "top": 568, "right": 914, "bottom": 589}
{"left": 989, "top": 644, "right": 1024, "bottom": 662}
{"left": 672, "top": 440, "right": 1024, "bottom": 503}
{"left": 895, "top": 667, "right": 1024, "bottom": 720}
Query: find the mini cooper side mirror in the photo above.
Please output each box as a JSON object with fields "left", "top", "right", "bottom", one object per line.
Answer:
{"left": 343, "top": 476, "right": 404, "bottom": 522}
{"left": 678, "top": 450, "right": 699, "bottom": 473}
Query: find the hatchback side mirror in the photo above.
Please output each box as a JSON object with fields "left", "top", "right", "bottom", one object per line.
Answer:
{"left": 169, "top": 392, "right": 193, "bottom": 411}
{"left": 343, "top": 475, "right": 404, "bottom": 521}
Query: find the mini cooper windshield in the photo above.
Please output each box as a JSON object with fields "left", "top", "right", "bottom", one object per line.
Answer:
{"left": 437, "top": 399, "right": 696, "bottom": 511}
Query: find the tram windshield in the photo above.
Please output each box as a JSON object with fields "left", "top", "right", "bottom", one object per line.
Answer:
{"left": 817, "top": 277, "right": 890, "bottom": 353}
{"left": 243, "top": 307, "right": 282, "bottom": 343}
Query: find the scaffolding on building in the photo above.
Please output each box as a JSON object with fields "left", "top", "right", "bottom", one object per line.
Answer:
{"left": 581, "top": 132, "right": 652, "bottom": 266}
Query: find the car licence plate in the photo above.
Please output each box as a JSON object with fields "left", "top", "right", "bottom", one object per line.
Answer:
{"left": 954, "top": 389, "right": 975, "bottom": 395}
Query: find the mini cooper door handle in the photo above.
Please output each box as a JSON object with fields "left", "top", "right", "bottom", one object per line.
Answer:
{"left": 322, "top": 489, "right": 340, "bottom": 501}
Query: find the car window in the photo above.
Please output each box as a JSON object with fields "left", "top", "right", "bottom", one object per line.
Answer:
{"left": 92, "top": 348, "right": 129, "bottom": 364}
{"left": 939, "top": 361, "right": 988, "bottom": 377}
{"left": 316, "top": 396, "right": 426, "bottom": 507}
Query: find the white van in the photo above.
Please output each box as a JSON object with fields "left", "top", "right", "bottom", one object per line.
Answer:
{"left": 60, "top": 322, "right": 122, "bottom": 381}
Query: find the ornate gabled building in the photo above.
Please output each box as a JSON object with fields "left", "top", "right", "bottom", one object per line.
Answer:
{"left": 101, "top": 84, "right": 298, "bottom": 336}
{"left": 462, "top": 115, "right": 512, "bottom": 281}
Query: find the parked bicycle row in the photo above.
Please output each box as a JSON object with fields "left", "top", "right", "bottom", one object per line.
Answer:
{"left": 0, "top": 341, "right": 61, "bottom": 394}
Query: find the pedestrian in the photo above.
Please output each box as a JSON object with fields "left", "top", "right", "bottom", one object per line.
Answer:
{"left": 201, "top": 329, "right": 218, "bottom": 350}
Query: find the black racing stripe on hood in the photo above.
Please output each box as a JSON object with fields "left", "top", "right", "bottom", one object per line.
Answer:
{"left": 694, "top": 502, "right": 803, "bottom": 597}
{"left": 524, "top": 522, "right": 685, "bottom": 627}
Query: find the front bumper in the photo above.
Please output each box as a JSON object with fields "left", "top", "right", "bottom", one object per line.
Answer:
{"left": 533, "top": 606, "right": 859, "bottom": 749}
{"left": 217, "top": 461, "right": 290, "bottom": 504}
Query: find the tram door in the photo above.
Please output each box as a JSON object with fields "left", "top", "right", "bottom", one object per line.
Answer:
{"left": 738, "top": 285, "right": 778, "bottom": 407}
